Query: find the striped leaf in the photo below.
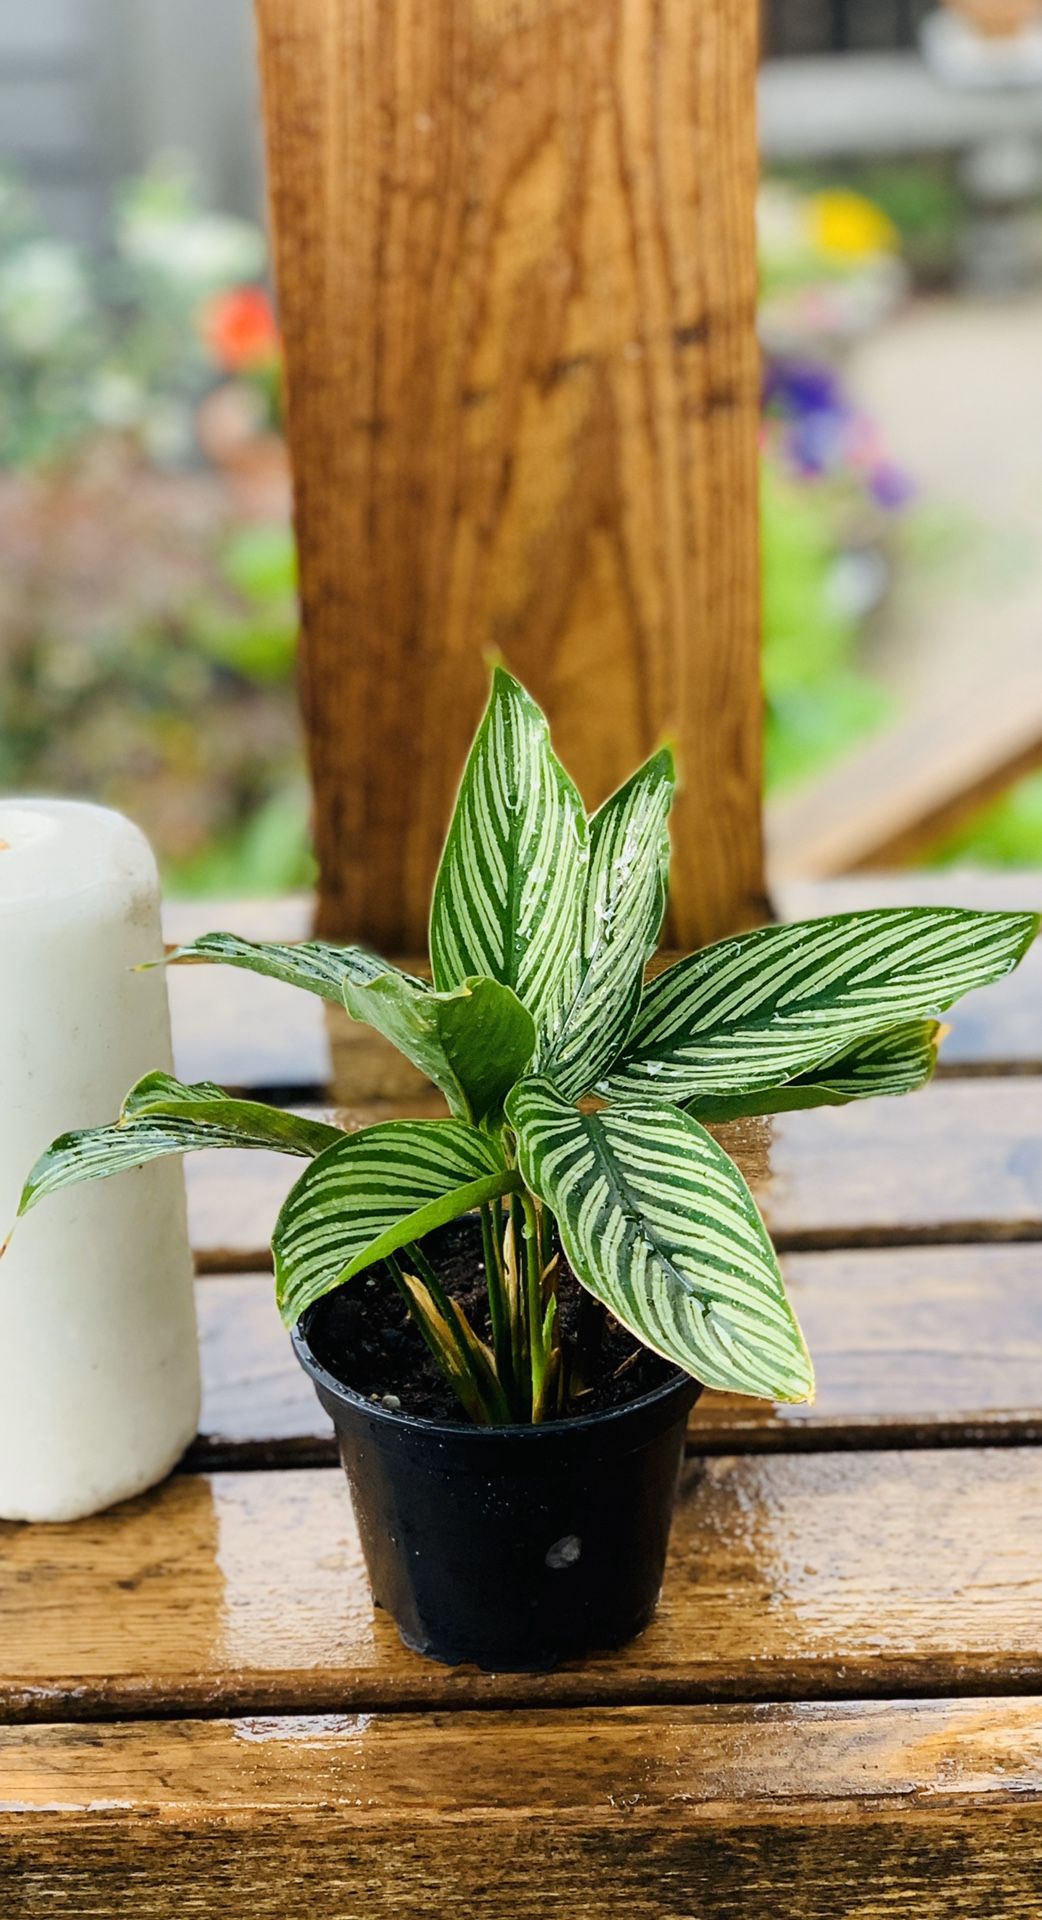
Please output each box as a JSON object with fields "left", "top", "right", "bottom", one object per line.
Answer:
{"left": 16, "top": 1073, "right": 340, "bottom": 1219}
{"left": 342, "top": 972, "right": 535, "bottom": 1126}
{"left": 542, "top": 748, "right": 675, "bottom": 1099}
{"left": 608, "top": 908, "right": 1039, "bottom": 1104}
{"left": 162, "top": 931, "right": 425, "bottom": 1003}
{"left": 429, "top": 667, "right": 589, "bottom": 1044}
{"left": 507, "top": 1078, "right": 813, "bottom": 1402}
{"left": 687, "top": 1020, "right": 942, "bottom": 1122}
{"left": 273, "top": 1120, "right": 523, "bottom": 1325}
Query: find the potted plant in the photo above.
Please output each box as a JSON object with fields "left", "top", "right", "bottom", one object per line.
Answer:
{"left": 11, "top": 670, "right": 1037, "bottom": 1668}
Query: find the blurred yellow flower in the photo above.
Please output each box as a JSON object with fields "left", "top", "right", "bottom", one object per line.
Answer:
{"left": 808, "top": 190, "right": 898, "bottom": 261}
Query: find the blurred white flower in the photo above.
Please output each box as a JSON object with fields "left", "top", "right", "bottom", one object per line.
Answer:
{"left": 757, "top": 181, "right": 809, "bottom": 264}
{"left": 119, "top": 206, "right": 265, "bottom": 296}
{"left": 86, "top": 369, "right": 146, "bottom": 429}
{"left": 0, "top": 240, "right": 91, "bottom": 354}
{"left": 139, "top": 396, "right": 194, "bottom": 464}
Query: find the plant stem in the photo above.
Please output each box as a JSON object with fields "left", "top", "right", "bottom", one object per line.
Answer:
{"left": 387, "top": 1252, "right": 507, "bottom": 1426}
{"left": 507, "top": 1191, "right": 526, "bottom": 1401}
{"left": 520, "top": 1189, "right": 547, "bottom": 1422}
{"left": 384, "top": 1254, "right": 471, "bottom": 1407}
{"left": 403, "top": 1239, "right": 454, "bottom": 1320}
{"left": 480, "top": 1200, "right": 515, "bottom": 1409}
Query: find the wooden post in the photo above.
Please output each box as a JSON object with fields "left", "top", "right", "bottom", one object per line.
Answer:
{"left": 255, "top": 0, "right": 766, "bottom": 952}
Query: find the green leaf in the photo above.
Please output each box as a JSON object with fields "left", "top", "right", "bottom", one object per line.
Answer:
{"left": 273, "top": 1120, "right": 523, "bottom": 1325}
{"left": 542, "top": 748, "right": 674, "bottom": 1099}
{"left": 507, "top": 1078, "right": 812, "bottom": 1402}
{"left": 608, "top": 908, "right": 1039, "bottom": 1104}
{"left": 16, "top": 1073, "right": 340, "bottom": 1219}
{"left": 161, "top": 931, "right": 427, "bottom": 1004}
{"left": 687, "top": 1020, "right": 942, "bottom": 1122}
{"left": 342, "top": 972, "right": 535, "bottom": 1126}
{"left": 429, "top": 667, "right": 589, "bottom": 1044}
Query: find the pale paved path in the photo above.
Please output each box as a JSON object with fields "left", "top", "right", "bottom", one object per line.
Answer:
{"left": 767, "top": 292, "right": 1042, "bottom": 879}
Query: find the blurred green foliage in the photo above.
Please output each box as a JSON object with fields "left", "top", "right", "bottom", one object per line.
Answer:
{"left": 186, "top": 524, "right": 298, "bottom": 688}
{"left": 928, "top": 775, "right": 1042, "bottom": 869}
{"left": 762, "top": 461, "right": 890, "bottom": 791}
{"left": 0, "top": 162, "right": 312, "bottom": 897}
{"left": 6, "top": 151, "right": 1033, "bottom": 895}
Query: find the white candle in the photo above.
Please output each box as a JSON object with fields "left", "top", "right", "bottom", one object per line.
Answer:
{"left": 0, "top": 800, "right": 199, "bottom": 1521}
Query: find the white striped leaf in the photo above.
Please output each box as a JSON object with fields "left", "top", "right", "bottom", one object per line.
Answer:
{"left": 607, "top": 908, "right": 1039, "bottom": 1104}
{"left": 273, "top": 1120, "right": 523, "bottom": 1324}
{"left": 162, "top": 931, "right": 425, "bottom": 1003}
{"left": 429, "top": 668, "right": 589, "bottom": 1045}
{"left": 507, "top": 1078, "right": 813, "bottom": 1402}
{"left": 542, "top": 748, "right": 675, "bottom": 1099}
{"left": 687, "top": 1020, "right": 942, "bottom": 1122}
{"left": 16, "top": 1073, "right": 340, "bottom": 1219}
{"left": 341, "top": 972, "right": 535, "bottom": 1126}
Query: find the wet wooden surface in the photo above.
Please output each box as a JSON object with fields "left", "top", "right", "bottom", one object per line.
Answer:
{"left": 182, "top": 1076, "right": 1042, "bottom": 1268}
{"left": 192, "top": 1243, "right": 1042, "bottom": 1467}
{"left": 6, "top": 1448, "right": 1042, "bottom": 1719}
{"left": 7, "top": 876, "right": 1042, "bottom": 1910}
{"left": 7, "top": 1702, "right": 1042, "bottom": 1918}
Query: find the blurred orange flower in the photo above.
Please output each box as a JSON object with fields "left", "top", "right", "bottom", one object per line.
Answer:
{"left": 201, "top": 286, "right": 280, "bottom": 372}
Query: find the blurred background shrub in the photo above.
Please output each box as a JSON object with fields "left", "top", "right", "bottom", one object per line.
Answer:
{"left": 3, "top": 43, "right": 1042, "bottom": 891}
{"left": 0, "top": 160, "right": 313, "bottom": 895}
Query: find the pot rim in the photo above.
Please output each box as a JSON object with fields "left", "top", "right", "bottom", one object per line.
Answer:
{"left": 292, "top": 1314, "right": 699, "bottom": 1443}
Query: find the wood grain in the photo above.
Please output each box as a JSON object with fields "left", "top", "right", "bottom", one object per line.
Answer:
{"left": 255, "top": 0, "right": 766, "bottom": 952}
{"left": 183, "top": 1077, "right": 1042, "bottom": 1269}
{"left": 7, "top": 1701, "right": 1042, "bottom": 1916}
{"left": 192, "top": 1243, "right": 1042, "bottom": 1467}
{"left": 27, "top": 874, "right": 1042, "bottom": 1905}
{"left": 6, "top": 1448, "right": 1042, "bottom": 1717}
{"left": 715, "top": 1077, "right": 1042, "bottom": 1250}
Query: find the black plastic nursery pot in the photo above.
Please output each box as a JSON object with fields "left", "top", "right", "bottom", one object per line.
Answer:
{"left": 292, "top": 1312, "right": 701, "bottom": 1671}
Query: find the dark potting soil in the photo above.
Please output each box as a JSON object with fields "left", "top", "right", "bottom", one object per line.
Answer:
{"left": 304, "top": 1215, "right": 677, "bottom": 1425}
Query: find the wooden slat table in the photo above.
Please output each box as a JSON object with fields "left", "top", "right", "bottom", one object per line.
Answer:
{"left": 6, "top": 874, "right": 1042, "bottom": 1914}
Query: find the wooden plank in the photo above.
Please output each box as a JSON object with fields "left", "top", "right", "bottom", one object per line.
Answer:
{"left": 162, "top": 897, "right": 329, "bottom": 1093}
{"left": 255, "top": 0, "right": 765, "bottom": 953}
{"left": 192, "top": 1244, "right": 1042, "bottom": 1467}
{"left": 162, "top": 898, "right": 314, "bottom": 946}
{"left": 716, "top": 1077, "right": 1042, "bottom": 1250}
{"left": 196, "top": 1275, "right": 326, "bottom": 1468}
{"left": 184, "top": 1078, "right": 1042, "bottom": 1269}
{"left": 6, "top": 1448, "right": 1042, "bottom": 1717}
{"left": 7, "top": 1700, "right": 1042, "bottom": 1916}
{"left": 168, "top": 967, "right": 331, "bottom": 1095}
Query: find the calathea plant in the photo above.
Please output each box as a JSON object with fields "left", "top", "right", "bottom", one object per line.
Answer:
{"left": 12, "top": 670, "right": 1039, "bottom": 1426}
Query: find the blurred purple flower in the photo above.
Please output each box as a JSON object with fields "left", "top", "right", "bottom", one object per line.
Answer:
{"left": 764, "top": 353, "right": 912, "bottom": 513}
{"left": 764, "top": 360, "right": 844, "bottom": 418}
{"left": 868, "top": 462, "right": 914, "bottom": 512}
